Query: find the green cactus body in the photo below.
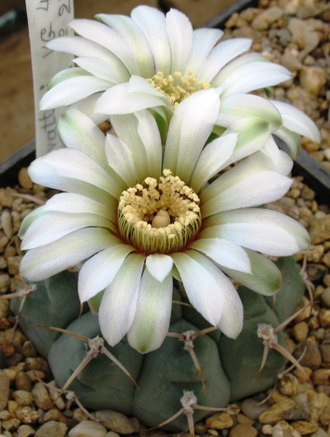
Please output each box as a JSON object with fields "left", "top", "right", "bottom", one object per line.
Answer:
{"left": 11, "top": 257, "right": 305, "bottom": 431}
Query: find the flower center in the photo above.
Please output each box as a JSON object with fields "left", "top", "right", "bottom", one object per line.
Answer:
{"left": 118, "top": 170, "right": 202, "bottom": 255}
{"left": 147, "top": 71, "right": 211, "bottom": 108}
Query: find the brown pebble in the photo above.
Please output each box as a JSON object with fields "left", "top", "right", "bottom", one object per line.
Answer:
{"left": 72, "top": 408, "right": 88, "bottom": 423}
{"left": 229, "top": 423, "right": 257, "bottom": 437}
{"left": 279, "top": 374, "right": 298, "bottom": 396}
{"left": 2, "top": 417, "right": 21, "bottom": 431}
{"left": 129, "top": 417, "right": 140, "bottom": 433}
{"left": 0, "top": 339, "right": 15, "bottom": 357}
{"left": 259, "top": 399, "right": 295, "bottom": 424}
{"left": 316, "top": 385, "right": 330, "bottom": 396}
{"left": 320, "top": 404, "right": 330, "bottom": 425}
{"left": 18, "top": 168, "right": 33, "bottom": 190}
{"left": 14, "top": 405, "right": 40, "bottom": 424}
{"left": 310, "top": 215, "right": 330, "bottom": 245}
{"left": 17, "top": 424, "right": 36, "bottom": 436}
{"left": 236, "top": 413, "right": 254, "bottom": 425}
{"left": 206, "top": 412, "right": 234, "bottom": 429}
{"left": 320, "top": 344, "right": 330, "bottom": 364}
{"left": 291, "top": 322, "right": 309, "bottom": 342}
{"left": 271, "top": 420, "right": 300, "bottom": 436}
{"left": 319, "top": 309, "right": 330, "bottom": 328}
{"left": 95, "top": 410, "right": 135, "bottom": 434}
{"left": 323, "top": 252, "right": 330, "bottom": 269}
{"left": 194, "top": 422, "right": 206, "bottom": 434}
{"left": 6, "top": 256, "right": 22, "bottom": 276}
{"left": 6, "top": 353, "right": 24, "bottom": 368}
{"left": 0, "top": 189, "right": 14, "bottom": 208}
{"left": 291, "top": 420, "right": 318, "bottom": 435}
{"left": 307, "top": 391, "right": 330, "bottom": 423}
{"left": 35, "top": 420, "right": 68, "bottom": 437}
{"left": 43, "top": 408, "right": 66, "bottom": 423}
{"left": 26, "top": 370, "right": 45, "bottom": 382}
{"left": 15, "top": 373, "right": 32, "bottom": 392}
{"left": 31, "top": 383, "right": 53, "bottom": 410}
{"left": 8, "top": 399, "right": 18, "bottom": 413}
{"left": 68, "top": 420, "right": 107, "bottom": 436}
{"left": 293, "top": 366, "right": 313, "bottom": 383}
{"left": 1, "top": 210, "right": 12, "bottom": 240}
{"left": 0, "top": 274, "right": 10, "bottom": 293}
{"left": 312, "top": 369, "right": 330, "bottom": 385}
{"left": 25, "top": 358, "right": 42, "bottom": 371}
{"left": 293, "top": 341, "right": 322, "bottom": 370}
{"left": 0, "top": 409, "right": 11, "bottom": 420}
{"left": 22, "top": 341, "right": 37, "bottom": 358}
{"left": 12, "top": 391, "right": 33, "bottom": 406}
{"left": 0, "top": 370, "right": 10, "bottom": 411}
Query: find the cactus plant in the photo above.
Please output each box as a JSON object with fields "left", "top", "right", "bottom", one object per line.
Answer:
{"left": 12, "top": 256, "right": 305, "bottom": 431}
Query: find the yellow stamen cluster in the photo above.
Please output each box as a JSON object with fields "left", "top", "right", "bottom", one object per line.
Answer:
{"left": 147, "top": 71, "right": 211, "bottom": 108}
{"left": 118, "top": 170, "right": 201, "bottom": 254}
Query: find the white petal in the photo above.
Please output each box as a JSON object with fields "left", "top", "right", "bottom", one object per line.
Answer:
{"left": 222, "top": 62, "right": 291, "bottom": 97}
{"left": 69, "top": 19, "right": 139, "bottom": 75}
{"left": 191, "top": 132, "right": 237, "bottom": 193}
{"left": 29, "top": 167, "right": 113, "bottom": 207}
{"left": 186, "top": 250, "right": 243, "bottom": 339}
{"left": 201, "top": 149, "right": 293, "bottom": 206}
{"left": 22, "top": 212, "right": 115, "bottom": 250}
{"left": 260, "top": 136, "right": 281, "bottom": 164}
{"left": 201, "top": 208, "right": 310, "bottom": 256}
{"left": 46, "top": 36, "right": 129, "bottom": 75}
{"left": 78, "top": 244, "right": 134, "bottom": 302}
{"left": 109, "top": 112, "right": 160, "bottom": 182}
{"left": 199, "top": 38, "right": 252, "bottom": 83}
{"left": 271, "top": 100, "right": 321, "bottom": 143}
{"left": 171, "top": 251, "right": 224, "bottom": 326}
{"left": 20, "top": 228, "right": 116, "bottom": 282}
{"left": 95, "top": 81, "right": 170, "bottom": 115}
{"left": 222, "top": 249, "right": 282, "bottom": 296}
{"left": 99, "top": 253, "right": 145, "bottom": 346}
{"left": 211, "top": 52, "right": 268, "bottom": 87}
{"left": 58, "top": 108, "right": 107, "bottom": 168}
{"left": 131, "top": 6, "right": 171, "bottom": 75}
{"left": 128, "top": 269, "right": 173, "bottom": 353}
{"left": 74, "top": 57, "right": 122, "bottom": 83}
{"left": 96, "top": 13, "right": 154, "bottom": 78}
{"left": 19, "top": 193, "right": 116, "bottom": 241}
{"left": 217, "top": 94, "right": 282, "bottom": 132}
{"left": 29, "top": 149, "right": 122, "bottom": 199}
{"left": 166, "top": 9, "right": 193, "bottom": 72}
{"left": 35, "top": 192, "right": 115, "bottom": 221}
{"left": 135, "top": 110, "right": 162, "bottom": 179}
{"left": 221, "top": 117, "right": 273, "bottom": 167}
{"left": 184, "top": 28, "right": 224, "bottom": 77}
{"left": 202, "top": 170, "right": 292, "bottom": 217}
{"left": 40, "top": 76, "right": 112, "bottom": 110}
{"left": 275, "top": 127, "right": 301, "bottom": 159}
{"left": 163, "top": 89, "right": 220, "bottom": 181}
{"left": 146, "top": 254, "right": 173, "bottom": 282}
{"left": 189, "top": 238, "right": 251, "bottom": 273}
{"left": 46, "top": 36, "right": 129, "bottom": 83}
{"left": 105, "top": 134, "right": 136, "bottom": 187}
{"left": 73, "top": 92, "right": 108, "bottom": 125}
{"left": 48, "top": 68, "right": 91, "bottom": 89}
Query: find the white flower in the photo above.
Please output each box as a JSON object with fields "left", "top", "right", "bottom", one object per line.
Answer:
{"left": 40, "top": 6, "right": 320, "bottom": 157}
{"left": 20, "top": 90, "right": 310, "bottom": 353}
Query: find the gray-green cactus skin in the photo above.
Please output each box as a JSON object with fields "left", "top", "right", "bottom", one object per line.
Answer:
{"left": 12, "top": 257, "right": 305, "bottom": 431}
